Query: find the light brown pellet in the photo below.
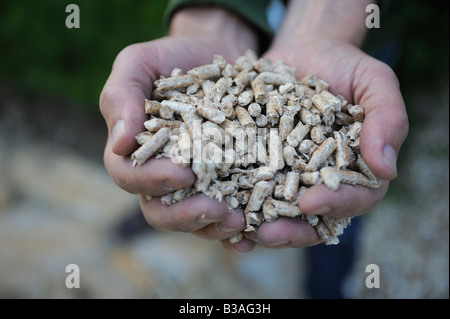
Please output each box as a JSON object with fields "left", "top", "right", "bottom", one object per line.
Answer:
{"left": 131, "top": 52, "right": 383, "bottom": 246}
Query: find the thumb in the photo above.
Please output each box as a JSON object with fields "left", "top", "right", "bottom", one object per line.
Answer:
{"left": 356, "top": 61, "right": 409, "bottom": 180}
{"left": 99, "top": 43, "right": 155, "bottom": 156}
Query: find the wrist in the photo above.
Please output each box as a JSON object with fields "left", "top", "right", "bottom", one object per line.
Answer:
{"left": 170, "top": 7, "right": 259, "bottom": 58}
{"left": 291, "top": 25, "right": 367, "bottom": 49}
{"left": 271, "top": 0, "right": 372, "bottom": 49}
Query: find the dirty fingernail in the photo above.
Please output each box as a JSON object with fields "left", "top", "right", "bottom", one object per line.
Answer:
{"left": 267, "top": 240, "right": 290, "bottom": 246}
{"left": 216, "top": 223, "right": 240, "bottom": 234}
{"left": 195, "top": 214, "right": 217, "bottom": 225}
{"left": 161, "top": 180, "right": 178, "bottom": 192}
{"left": 309, "top": 206, "right": 331, "bottom": 216}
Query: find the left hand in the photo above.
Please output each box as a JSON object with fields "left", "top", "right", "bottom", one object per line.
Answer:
{"left": 223, "top": 36, "right": 409, "bottom": 251}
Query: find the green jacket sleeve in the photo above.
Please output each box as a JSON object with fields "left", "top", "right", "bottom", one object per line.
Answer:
{"left": 164, "top": 0, "right": 274, "bottom": 52}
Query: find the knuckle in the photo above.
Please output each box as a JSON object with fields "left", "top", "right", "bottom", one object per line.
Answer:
{"left": 380, "top": 62, "right": 402, "bottom": 89}
{"left": 396, "top": 118, "right": 409, "bottom": 148}
{"left": 163, "top": 216, "right": 191, "bottom": 233}
{"left": 99, "top": 84, "right": 115, "bottom": 118}
{"left": 377, "top": 61, "right": 396, "bottom": 79}
{"left": 140, "top": 197, "right": 180, "bottom": 232}
{"left": 172, "top": 208, "right": 196, "bottom": 233}
{"left": 99, "top": 43, "right": 147, "bottom": 117}
{"left": 114, "top": 43, "right": 143, "bottom": 67}
{"left": 112, "top": 169, "right": 131, "bottom": 192}
{"left": 399, "top": 111, "right": 410, "bottom": 138}
{"left": 105, "top": 162, "right": 135, "bottom": 194}
{"left": 141, "top": 207, "right": 166, "bottom": 231}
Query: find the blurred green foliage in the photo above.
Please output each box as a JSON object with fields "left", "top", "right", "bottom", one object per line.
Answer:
{"left": 0, "top": 0, "right": 448, "bottom": 112}
{"left": 0, "top": 0, "right": 167, "bottom": 109}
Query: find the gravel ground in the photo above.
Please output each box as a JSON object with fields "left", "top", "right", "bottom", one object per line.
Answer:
{"left": 0, "top": 82, "right": 448, "bottom": 299}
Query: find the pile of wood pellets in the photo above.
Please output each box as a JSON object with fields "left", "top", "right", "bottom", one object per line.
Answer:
{"left": 131, "top": 50, "right": 381, "bottom": 245}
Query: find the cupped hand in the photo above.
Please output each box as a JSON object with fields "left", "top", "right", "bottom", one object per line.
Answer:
{"left": 234, "top": 37, "right": 409, "bottom": 250}
{"left": 100, "top": 6, "right": 258, "bottom": 245}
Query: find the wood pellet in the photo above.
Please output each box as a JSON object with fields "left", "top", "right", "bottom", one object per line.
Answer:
{"left": 131, "top": 50, "right": 381, "bottom": 245}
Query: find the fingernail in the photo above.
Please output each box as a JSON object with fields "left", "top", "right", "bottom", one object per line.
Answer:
{"left": 216, "top": 223, "right": 240, "bottom": 234}
{"left": 195, "top": 214, "right": 217, "bottom": 225}
{"left": 111, "top": 119, "right": 125, "bottom": 150}
{"left": 229, "top": 208, "right": 244, "bottom": 216}
{"left": 161, "top": 181, "right": 178, "bottom": 192}
{"left": 383, "top": 144, "right": 398, "bottom": 177}
{"left": 267, "top": 240, "right": 290, "bottom": 246}
{"left": 309, "top": 206, "right": 331, "bottom": 216}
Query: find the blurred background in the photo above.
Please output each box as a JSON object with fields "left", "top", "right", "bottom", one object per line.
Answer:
{"left": 0, "top": 0, "right": 448, "bottom": 298}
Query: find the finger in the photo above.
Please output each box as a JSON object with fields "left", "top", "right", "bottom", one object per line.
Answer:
{"left": 263, "top": 41, "right": 361, "bottom": 99}
{"left": 221, "top": 237, "right": 256, "bottom": 253}
{"left": 299, "top": 182, "right": 389, "bottom": 219}
{"left": 139, "top": 193, "right": 228, "bottom": 233}
{"left": 354, "top": 59, "right": 409, "bottom": 180}
{"left": 244, "top": 217, "right": 321, "bottom": 248}
{"left": 100, "top": 43, "right": 157, "bottom": 156}
{"left": 193, "top": 209, "right": 246, "bottom": 240}
{"left": 100, "top": 37, "right": 243, "bottom": 157}
{"left": 104, "top": 137, "right": 195, "bottom": 195}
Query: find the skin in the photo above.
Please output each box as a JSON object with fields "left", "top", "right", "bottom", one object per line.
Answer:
{"left": 100, "top": 1, "right": 409, "bottom": 253}
{"left": 100, "top": 7, "right": 256, "bottom": 251}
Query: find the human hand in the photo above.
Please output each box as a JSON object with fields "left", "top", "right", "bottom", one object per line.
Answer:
{"left": 221, "top": 0, "right": 409, "bottom": 251}
{"left": 228, "top": 36, "right": 408, "bottom": 251}
{"left": 100, "top": 7, "right": 259, "bottom": 247}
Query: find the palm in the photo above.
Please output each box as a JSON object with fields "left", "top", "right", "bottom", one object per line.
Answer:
{"left": 265, "top": 39, "right": 370, "bottom": 107}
